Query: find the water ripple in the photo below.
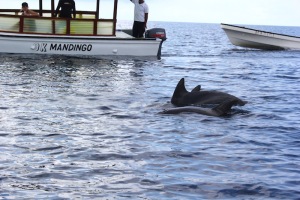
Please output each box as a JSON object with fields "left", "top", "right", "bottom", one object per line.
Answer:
{"left": 0, "top": 23, "right": 300, "bottom": 199}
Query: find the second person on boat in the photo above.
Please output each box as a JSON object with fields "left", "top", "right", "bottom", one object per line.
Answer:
{"left": 54, "top": 0, "right": 76, "bottom": 19}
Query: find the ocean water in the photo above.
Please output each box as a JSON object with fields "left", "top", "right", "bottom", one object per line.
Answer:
{"left": 0, "top": 22, "right": 300, "bottom": 199}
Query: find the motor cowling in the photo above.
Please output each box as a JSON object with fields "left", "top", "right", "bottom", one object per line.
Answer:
{"left": 145, "top": 28, "right": 167, "bottom": 41}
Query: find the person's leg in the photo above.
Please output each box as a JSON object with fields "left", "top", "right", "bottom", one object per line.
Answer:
{"left": 137, "top": 22, "right": 145, "bottom": 38}
{"left": 132, "top": 21, "right": 138, "bottom": 37}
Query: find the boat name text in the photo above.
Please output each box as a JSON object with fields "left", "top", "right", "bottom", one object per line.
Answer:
{"left": 50, "top": 44, "right": 93, "bottom": 51}
{"left": 31, "top": 43, "right": 93, "bottom": 52}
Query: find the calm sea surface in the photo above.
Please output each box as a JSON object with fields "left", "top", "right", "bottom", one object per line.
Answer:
{"left": 1, "top": 22, "right": 300, "bottom": 199}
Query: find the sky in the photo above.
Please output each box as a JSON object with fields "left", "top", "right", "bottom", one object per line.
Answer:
{"left": 4, "top": 0, "right": 300, "bottom": 26}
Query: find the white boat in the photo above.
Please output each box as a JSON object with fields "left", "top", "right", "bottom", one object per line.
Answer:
{"left": 0, "top": 0, "right": 166, "bottom": 59}
{"left": 221, "top": 23, "right": 300, "bottom": 50}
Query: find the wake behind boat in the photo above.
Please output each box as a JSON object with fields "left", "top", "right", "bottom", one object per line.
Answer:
{"left": 221, "top": 23, "right": 300, "bottom": 50}
{"left": 0, "top": 0, "right": 166, "bottom": 59}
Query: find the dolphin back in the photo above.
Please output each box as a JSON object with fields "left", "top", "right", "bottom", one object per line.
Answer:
{"left": 159, "top": 106, "right": 214, "bottom": 116}
{"left": 170, "top": 78, "right": 247, "bottom": 107}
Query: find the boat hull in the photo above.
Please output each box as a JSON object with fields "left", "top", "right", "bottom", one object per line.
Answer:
{"left": 0, "top": 32, "right": 163, "bottom": 58}
{"left": 221, "top": 23, "right": 300, "bottom": 50}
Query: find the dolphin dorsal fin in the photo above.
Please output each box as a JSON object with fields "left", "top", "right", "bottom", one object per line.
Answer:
{"left": 171, "top": 78, "right": 188, "bottom": 105}
{"left": 191, "top": 85, "right": 201, "bottom": 92}
{"left": 173, "top": 78, "right": 188, "bottom": 95}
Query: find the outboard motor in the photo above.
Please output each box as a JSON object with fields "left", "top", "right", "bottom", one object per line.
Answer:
{"left": 145, "top": 28, "right": 167, "bottom": 41}
{"left": 145, "top": 28, "right": 167, "bottom": 59}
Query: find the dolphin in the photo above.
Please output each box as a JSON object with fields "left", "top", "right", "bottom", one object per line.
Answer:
{"left": 160, "top": 99, "right": 238, "bottom": 116}
{"left": 171, "top": 78, "right": 246, "bottom": 107}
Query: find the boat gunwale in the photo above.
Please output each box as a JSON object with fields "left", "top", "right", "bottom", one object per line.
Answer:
{"left": 0, "top": 31, "right": 159, "bottom": 41}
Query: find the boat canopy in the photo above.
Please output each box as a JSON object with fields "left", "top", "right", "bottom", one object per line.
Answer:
{"left": 0, "top": 0, "right": 118, "bottom": 36}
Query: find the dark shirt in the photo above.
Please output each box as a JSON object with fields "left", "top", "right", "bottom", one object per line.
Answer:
{"left": 55, "top": 0, "right": 76, "bottom": 18}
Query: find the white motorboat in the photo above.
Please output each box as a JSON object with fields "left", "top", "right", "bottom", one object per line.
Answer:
{"left": 221, "top": 23, "right": 300, "bottom": 50}
{"left": 0, "top": 0, "right": 166, "bottom": 59}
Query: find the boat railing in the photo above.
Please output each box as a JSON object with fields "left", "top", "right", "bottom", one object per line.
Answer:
{"left": 0, "top": 12, "right": 115, "bottom": 36}
{"left": 0, "top": 9, "right": 98, "bottom": 18}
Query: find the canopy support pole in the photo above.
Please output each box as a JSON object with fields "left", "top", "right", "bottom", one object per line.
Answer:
{"left": 96, "top": 0, "right": 100, "bottom": 19}
{"left": 39, "top": 0, "right": 43, "bottom": 16}
{"left": 113, "top": 0, "right": 118, "bottom": 35}
{"left": 51, "top": 0, "right": 55, "bottom": 17}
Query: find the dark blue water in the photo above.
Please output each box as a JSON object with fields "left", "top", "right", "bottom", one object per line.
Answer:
{"left": 1, "top": 22, "right": 300, "bottom": 199}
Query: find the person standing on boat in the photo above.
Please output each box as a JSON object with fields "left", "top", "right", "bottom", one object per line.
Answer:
{"left": 130, "top": 0, "right": 149, "bottom": 38}
{"left": 20, "top": 2, "right": 39, "bottom": 17}
{"left": 54, "top": 0, "right": 76, "bottom": 19}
